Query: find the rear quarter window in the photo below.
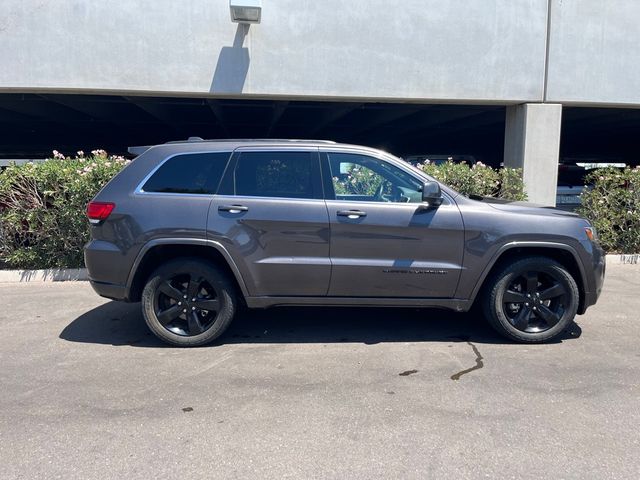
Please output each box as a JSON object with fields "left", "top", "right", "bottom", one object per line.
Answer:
{"left": 141, "top": 152, "right": 230, "bottom": 194}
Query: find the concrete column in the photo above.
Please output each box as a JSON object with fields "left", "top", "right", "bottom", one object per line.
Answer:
{"left": 504, "top": 103, "right": 562, "bottom": 206}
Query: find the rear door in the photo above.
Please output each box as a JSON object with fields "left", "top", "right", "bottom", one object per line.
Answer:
{"left": 322, "top": 150, "right": 464, "bottom": 298}
{"left": 208, "top": 147, "right": 331, "bottom": 297}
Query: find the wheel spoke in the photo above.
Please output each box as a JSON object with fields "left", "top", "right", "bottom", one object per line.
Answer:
{"left": 158, "top": 281, "right": 183, "bottom": 301}
{"left": 525, "top": 271, "right": 538, "bottom": 294}
{"left": 157, "top": 305, "right": 181, "bottom": 325}
{"left": 511, "top": 306, "right": 532, "bottom": 331}
{"left": 187, "top": 311, "right": 205, "bottom": 335}
{"left": 503, "top": 290, "right": 527, "bottom": 303}
{"left": 539, "top": 282, "right": 566, "bottom": 300}
{"left": 187, "top": 276, "right": 202, "bottom": 300}
{"left": 534, "top": 304, "right": 561, "bottom": 327}
{"left": 193, "top": 298, "right": 219, "bottom": 312}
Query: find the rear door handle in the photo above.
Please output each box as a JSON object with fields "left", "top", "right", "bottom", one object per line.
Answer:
{"left": 218, "top": 205, "right": 249, "bottom": 213}
{"left": 336, "top": 209, "right": 367, "bottom": 219}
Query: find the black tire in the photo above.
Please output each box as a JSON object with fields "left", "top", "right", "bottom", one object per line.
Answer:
{"left": 482, "top": 256, "right": 579, "bottom": 343}
{"left": 141, "top": 258, "right": 237, "bottom": 347}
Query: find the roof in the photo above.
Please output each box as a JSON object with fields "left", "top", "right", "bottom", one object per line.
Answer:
{"left": 128, "top": 138, "right": 340, "bottom": 156}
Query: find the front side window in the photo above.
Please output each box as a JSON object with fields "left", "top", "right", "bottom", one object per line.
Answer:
{"left": 327, "top": 153, "right": 424, "bottom": 203}
{"left": 142, "top": 152, "right": 230, "bottom": 194}
{"left": 233, "top": 151, "right": 316, "bottom": 199}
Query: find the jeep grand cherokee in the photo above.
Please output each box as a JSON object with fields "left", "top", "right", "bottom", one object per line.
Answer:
{"left": 84, "top": 139, "right": 605, "bottom": 346}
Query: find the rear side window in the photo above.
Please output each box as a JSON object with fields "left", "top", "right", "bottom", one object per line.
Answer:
{"left": 232, "top": 151, "right": 318, "bottom": 199}
{"left": 141, "top": 152, "right": 230, "bottom": 194}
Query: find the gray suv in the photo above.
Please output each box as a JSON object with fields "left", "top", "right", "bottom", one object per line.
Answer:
{"left": 84, "top": 139, "right": 605, "bottom": 346}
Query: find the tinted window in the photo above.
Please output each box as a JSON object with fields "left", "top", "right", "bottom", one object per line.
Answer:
{"left": 234, "top": 151, "right": 316, "bottom": 199}
{"left": 327, "top": 153, "right": 424, "bottom": 203}
{"left": 142, "top": 152, "right": 230, "bottom": 194}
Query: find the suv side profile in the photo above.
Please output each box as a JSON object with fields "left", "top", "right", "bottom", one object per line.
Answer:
{"left": 85, "top": 139, "right": 605, "bottom": 346}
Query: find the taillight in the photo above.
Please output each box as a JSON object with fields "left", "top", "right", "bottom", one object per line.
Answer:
{"left": 87, "top": 201, "right": 115, "bottom": 225}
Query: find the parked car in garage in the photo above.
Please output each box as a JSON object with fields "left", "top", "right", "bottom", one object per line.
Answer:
{"left": 555, "top": 160, "right": 627, "bottom": 212}
{"left": 555, "top": 161, "right": 588, "bottom": 212}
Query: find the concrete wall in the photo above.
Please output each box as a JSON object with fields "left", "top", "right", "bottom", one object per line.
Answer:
{"left": 0, "top": 0, "right": 637, "bottom": 106}
{"left": 546, "top": 0, "right": 640, "bottom": 106}
{"left": 0, "top": 0, "right": 547, "bottom": 102}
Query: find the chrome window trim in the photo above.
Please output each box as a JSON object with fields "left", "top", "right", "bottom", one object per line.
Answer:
{"left": 134, "top": 150, "right": 233, "bottom": 196}
{"left": 326, "top": 196, "right": 454, "bottom": 207}
{"left": 213, "top": 194, "right": 327, "bottom": 204}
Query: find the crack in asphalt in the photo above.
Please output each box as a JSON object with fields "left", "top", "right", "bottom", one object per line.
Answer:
{"left": 450, "top": 341, "right": 484, "bottom": 381}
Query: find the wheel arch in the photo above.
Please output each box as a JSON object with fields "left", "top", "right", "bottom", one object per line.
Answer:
{"left": 125, "top": 238, "right": 249, "bottom": 302}
{"left": 469, "top": 242, "right": 588, "bottom": 314}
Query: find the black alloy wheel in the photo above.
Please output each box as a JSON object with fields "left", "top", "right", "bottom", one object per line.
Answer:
{"left": 154, "top": 273, "right": 221, "bottom": 336}
{"left": 501, "top": 270, "right": 568, "bottom": 333}
{"left": 141, "top": 258, "right": 237, "bottom": 347}
{"left": 483, "top": 256, "right": 579, "bottom": 343}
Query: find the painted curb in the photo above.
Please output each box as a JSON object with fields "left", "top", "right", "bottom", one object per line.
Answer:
{"left": 605, "top": 254, "right": 640, "bottom": 265}
{"left": 0, "top": 268, "right": 88, "bottom": 283}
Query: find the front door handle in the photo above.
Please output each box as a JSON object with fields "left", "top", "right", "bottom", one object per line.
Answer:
{"left": 336, "top": 209, "right": 367, "bottom": 219}
{"left": 218, "top": 205, "right": 249, "bottom": 213}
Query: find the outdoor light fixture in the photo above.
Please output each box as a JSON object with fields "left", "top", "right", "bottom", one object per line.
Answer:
{"left": 229, "top": 0, "right": 262, "bottom": 24}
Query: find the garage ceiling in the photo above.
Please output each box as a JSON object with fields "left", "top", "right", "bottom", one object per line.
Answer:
{"left": 0, "top": 93, "right": 638, "bottom": 166}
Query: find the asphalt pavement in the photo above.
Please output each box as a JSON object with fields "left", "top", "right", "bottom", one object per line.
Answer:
{"left": 1, "top": 264, "right": 639, "bottom": 479}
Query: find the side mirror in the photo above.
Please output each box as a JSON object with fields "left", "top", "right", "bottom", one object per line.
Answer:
{"left": 421, "top": 180, "right": 443, "bottom": 207}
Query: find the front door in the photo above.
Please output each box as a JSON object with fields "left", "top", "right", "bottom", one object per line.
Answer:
{"left": 208, "top": 148, "right": 331, "bottom": 297}
{"left": 322, "top": 151, "right": 464, "bottom": 298}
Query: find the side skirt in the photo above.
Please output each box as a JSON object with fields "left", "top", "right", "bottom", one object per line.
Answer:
{"left": 245, "top": 296, "right": 471, "bottom": 312}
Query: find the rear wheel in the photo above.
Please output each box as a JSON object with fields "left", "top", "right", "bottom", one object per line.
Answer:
{"left": 482, "top": 256, "right": 579, "bottom": 343}
{"left": 141, "top": 258, "right": 237, "bottom": 347}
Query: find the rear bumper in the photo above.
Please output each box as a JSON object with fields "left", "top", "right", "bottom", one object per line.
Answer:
{"left": 89, "top": 279, "right": 128, "bottom": 301}
{"left": 84, "top": 239, "right": 132, "bottom": 301}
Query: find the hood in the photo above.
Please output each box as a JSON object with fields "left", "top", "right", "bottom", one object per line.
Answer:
{"left": 471, "top": 195, "right": 581, "bottom": 218}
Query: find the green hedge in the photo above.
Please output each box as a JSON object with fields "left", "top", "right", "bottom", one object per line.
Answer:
{"left": 416, "top": 160, "right": 528, "bottom": 201}
{"left": 578, "top": 167, "right": 640, "bottom": 253}
{"left": 1, "top": 152, "right": 637, "bottom": 270}
{"left": 0, "top": 151, "right": 129, "bottom": 269}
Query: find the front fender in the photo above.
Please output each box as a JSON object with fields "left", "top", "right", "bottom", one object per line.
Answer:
{"left": 461, "top": 241, "right": 588, "bottom": 306}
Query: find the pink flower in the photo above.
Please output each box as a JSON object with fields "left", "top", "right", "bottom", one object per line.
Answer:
{"left": 91, "top": 149, "right": 107, "bottom": 157}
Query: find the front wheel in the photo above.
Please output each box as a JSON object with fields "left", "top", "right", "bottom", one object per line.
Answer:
{"left": 482, "top": 256, "right": 579, "bottom": 343}
{"left": 141, "top": 258, "right": 237, "bottom": 347}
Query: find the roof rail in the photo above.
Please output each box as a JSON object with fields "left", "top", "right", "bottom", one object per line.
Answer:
{"left": 163, "top": 138, "right": 337, "bottom": 144}
{"left": 129, "top": 138, "right": 338, "bottom": 155}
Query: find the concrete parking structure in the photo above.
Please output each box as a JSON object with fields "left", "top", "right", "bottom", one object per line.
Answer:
{"left": 2, "top": 1, "right": 640, "bottom": 204}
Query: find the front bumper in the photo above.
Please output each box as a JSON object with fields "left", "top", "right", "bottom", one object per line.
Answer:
{"left": 581, "top": 245, "right": 606, "bottom": 313}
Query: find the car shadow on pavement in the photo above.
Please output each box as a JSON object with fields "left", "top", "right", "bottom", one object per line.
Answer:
{"left": 59, "top": 301, "right": 583, "bottom": 347}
